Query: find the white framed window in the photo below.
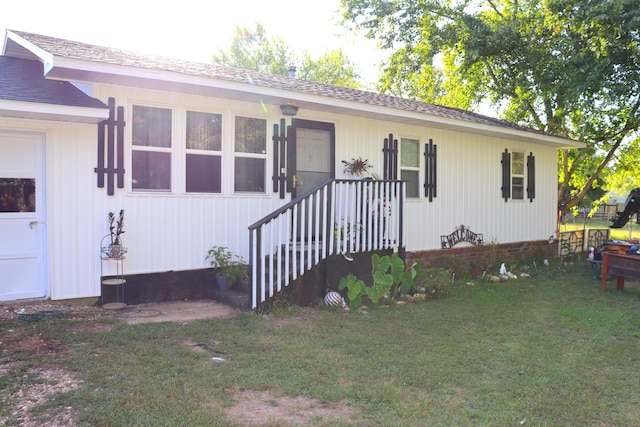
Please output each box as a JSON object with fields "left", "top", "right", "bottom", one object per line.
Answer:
{"left": 185, "top": 111, "right": 222, "bottom": 193}
{"left": 511, "top": 151, "right": 525, "bottom": 200}
{"left": 234, "top": 116, "right": 267, "bottom": 193}
{"left": 400, "top": 137, "right": 420, "bottom": 198}
{"left": 131, "top": 105, "right": 172, "bottom": 191}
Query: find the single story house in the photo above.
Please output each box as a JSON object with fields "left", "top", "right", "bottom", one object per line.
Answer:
{"left": 0, "top": 30, "right": 583, "bottom": 306}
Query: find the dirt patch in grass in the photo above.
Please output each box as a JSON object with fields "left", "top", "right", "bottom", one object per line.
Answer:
{"left": 0, "top": 361, "right": 19, "bottom": 377}
{"left": 1, "top": 299, "right": 236, "bottom": 325}
{"left": 0, "top": 301, "right": 104, "bottom": 322}
{"left": 1, "top": 303, "right": 89, "bottom": 426}
{"left": 1, "top": 326, "right": 67, "bottom": 359}
{"left": 182, "top": 338, "right": 224, "bottom": 353}
{"left": 227, "top": 389, "right": 362, "bottom": 426}
{"left": 1, "top": 367, "right": 82, "bottom": 427}
{"left": 18, "top": 337, "right": 67, "bottom": 357}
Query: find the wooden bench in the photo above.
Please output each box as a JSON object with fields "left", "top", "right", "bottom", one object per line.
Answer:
{"left": 601, "top": 252, "right": 640, "bottom": 291}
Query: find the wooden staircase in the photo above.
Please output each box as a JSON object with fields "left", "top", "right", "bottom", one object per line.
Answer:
{"left": 248, "top": 179, "right": 406, "bottom": 309}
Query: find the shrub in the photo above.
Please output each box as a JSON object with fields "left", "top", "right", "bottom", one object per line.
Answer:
{"left": 415, "top": 267, "right": 453, "bottom": 298}
{"left": 206, "top": 245, "right": 248, "bottom": 285}
{"left": 338, "top": 253, "right": 420, "bottom": 309}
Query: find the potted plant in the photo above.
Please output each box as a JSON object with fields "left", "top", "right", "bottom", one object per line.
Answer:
{"left": 101, "top": 209, "right": 126, "bottom": 258}
{"left": 206, "top": 245, "right": 248, "bottom": 291}
{"left": 341, "top": 156, "right": 372, "bottom": 178}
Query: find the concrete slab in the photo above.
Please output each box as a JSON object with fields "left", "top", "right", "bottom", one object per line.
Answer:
{"left": 110, "top": 300, "right": 238, "bottom": 324}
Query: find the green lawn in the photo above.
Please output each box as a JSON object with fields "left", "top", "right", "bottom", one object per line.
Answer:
{"left": 2, "top": 261, "right": 640, "bottom": 426}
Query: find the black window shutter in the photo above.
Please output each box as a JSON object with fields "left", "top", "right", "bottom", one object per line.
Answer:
{"left": 272, "top": 122, "right": 280, "bottom": 193}
{"left": 501, "top": 148, "right": 511, "bottom": 201}
{"left": 527, "top": 152, "right": 535, "bottom": 202}
{"left": 382, "top": 133, "right": 398, "bottom": 180}
{"left": 95, "top": 97, "right": 126, "bottom": 196}
{"left": 271, "top": 119, "right": 288, "bottom": 199}
{"left": 424, "top": 139, "right": 437, "bottom": 201}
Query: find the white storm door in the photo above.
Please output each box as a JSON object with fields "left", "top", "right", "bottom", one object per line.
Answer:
{"left": 0, "top": 132, "right": 46, "bottom": 301}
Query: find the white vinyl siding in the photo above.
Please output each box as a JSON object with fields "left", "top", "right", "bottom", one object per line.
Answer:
{"left": 0, "top": 81, "right": 560, "bottom": 300}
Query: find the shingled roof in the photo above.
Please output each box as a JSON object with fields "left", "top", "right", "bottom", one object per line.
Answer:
{"left": 0, "top": 55, "right": 106, "bottom": 109}
{"left": 4, "top": 30, "right": 579, "bottom": 145}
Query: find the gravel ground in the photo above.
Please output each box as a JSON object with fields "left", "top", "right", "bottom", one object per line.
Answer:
{"left": 0, "top": 299, "right": 104, "bottom": 322}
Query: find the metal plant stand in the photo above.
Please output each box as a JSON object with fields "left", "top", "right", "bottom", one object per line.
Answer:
{"left": 100, "top": 234, "right": 127, "bottom": 309}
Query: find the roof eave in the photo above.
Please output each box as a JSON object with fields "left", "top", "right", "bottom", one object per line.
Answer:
{"left": 3, "top": 30, "right": 55, "bottom": 72}
{"left": 39, "top": 56, "right": 586, "bottom": 149}
{"left": 0, "top": 99, "right": 109, "bottom": 124}
{"left": 371, "top": 107, "right": 586, "bottom": 148}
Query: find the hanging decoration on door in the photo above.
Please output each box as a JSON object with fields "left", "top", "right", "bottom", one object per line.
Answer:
{"left": 95, "top": 97, "right": 126, "bottom": 196}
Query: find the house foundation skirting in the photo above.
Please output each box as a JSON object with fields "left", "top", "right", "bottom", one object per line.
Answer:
{"left": 406, "top": 240, "right": 558, "bottom": 275}
{"left": 100, "top": 268, "right": 218, "bottom": 306}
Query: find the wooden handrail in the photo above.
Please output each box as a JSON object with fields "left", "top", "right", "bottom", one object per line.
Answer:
{"left": 249, "top": 178, "right": 406, "bottom": 309}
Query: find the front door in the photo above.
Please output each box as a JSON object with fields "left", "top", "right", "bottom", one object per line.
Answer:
{"left": 288, "top": 119, "right": 335, "bottom": 241}
{"left": 0, "top": 132, "right": 46, "bottom": 301}
{"left": 289, "top": 119, "right": 334, "bottom": 198}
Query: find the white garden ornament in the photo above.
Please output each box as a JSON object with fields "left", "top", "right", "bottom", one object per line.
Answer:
{"left": 324, "top": 291, "right": 343, "bottom": 306}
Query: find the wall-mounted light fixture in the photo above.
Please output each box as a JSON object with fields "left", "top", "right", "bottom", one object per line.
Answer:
{"left": 280, "top": 103, "right": 299, "bottom": 117}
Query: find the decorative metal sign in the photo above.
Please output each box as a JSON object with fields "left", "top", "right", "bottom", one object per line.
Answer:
{"left": 587, "top": 229, "right": 609, "bottom": 252}
{"left": 441, "top": 225, "right": 484, "bottom": 249}
{"left": 558, "top": 230, "right": 584, "bottom": 257}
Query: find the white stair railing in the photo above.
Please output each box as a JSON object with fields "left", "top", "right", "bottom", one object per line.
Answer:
{"left": 248, "top": 179, "right": 405, "bottom": 309}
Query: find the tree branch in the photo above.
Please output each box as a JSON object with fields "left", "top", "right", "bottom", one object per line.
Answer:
{"left": 486, "top": 0, "right": 504, "bottom": 18}
{"left": 560, "top": 133, "right": 626, "bottom": 214}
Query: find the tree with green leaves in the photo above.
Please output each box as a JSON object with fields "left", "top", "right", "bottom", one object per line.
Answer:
{"left": 297, "top": 49, "right": 362, "bottom": 89}
{"left": 340, "top": 0, "right": 640, "bottom": 214}
{"left": 213, "top": 22, "right": 362, "bottom": 88}
{"left": 212, "top": 23, "right": 296, "bottom": 76}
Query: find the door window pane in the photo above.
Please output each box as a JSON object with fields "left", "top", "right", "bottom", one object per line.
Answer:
{"left": 0, "top": 178, "right": 35, "bottom": 212}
